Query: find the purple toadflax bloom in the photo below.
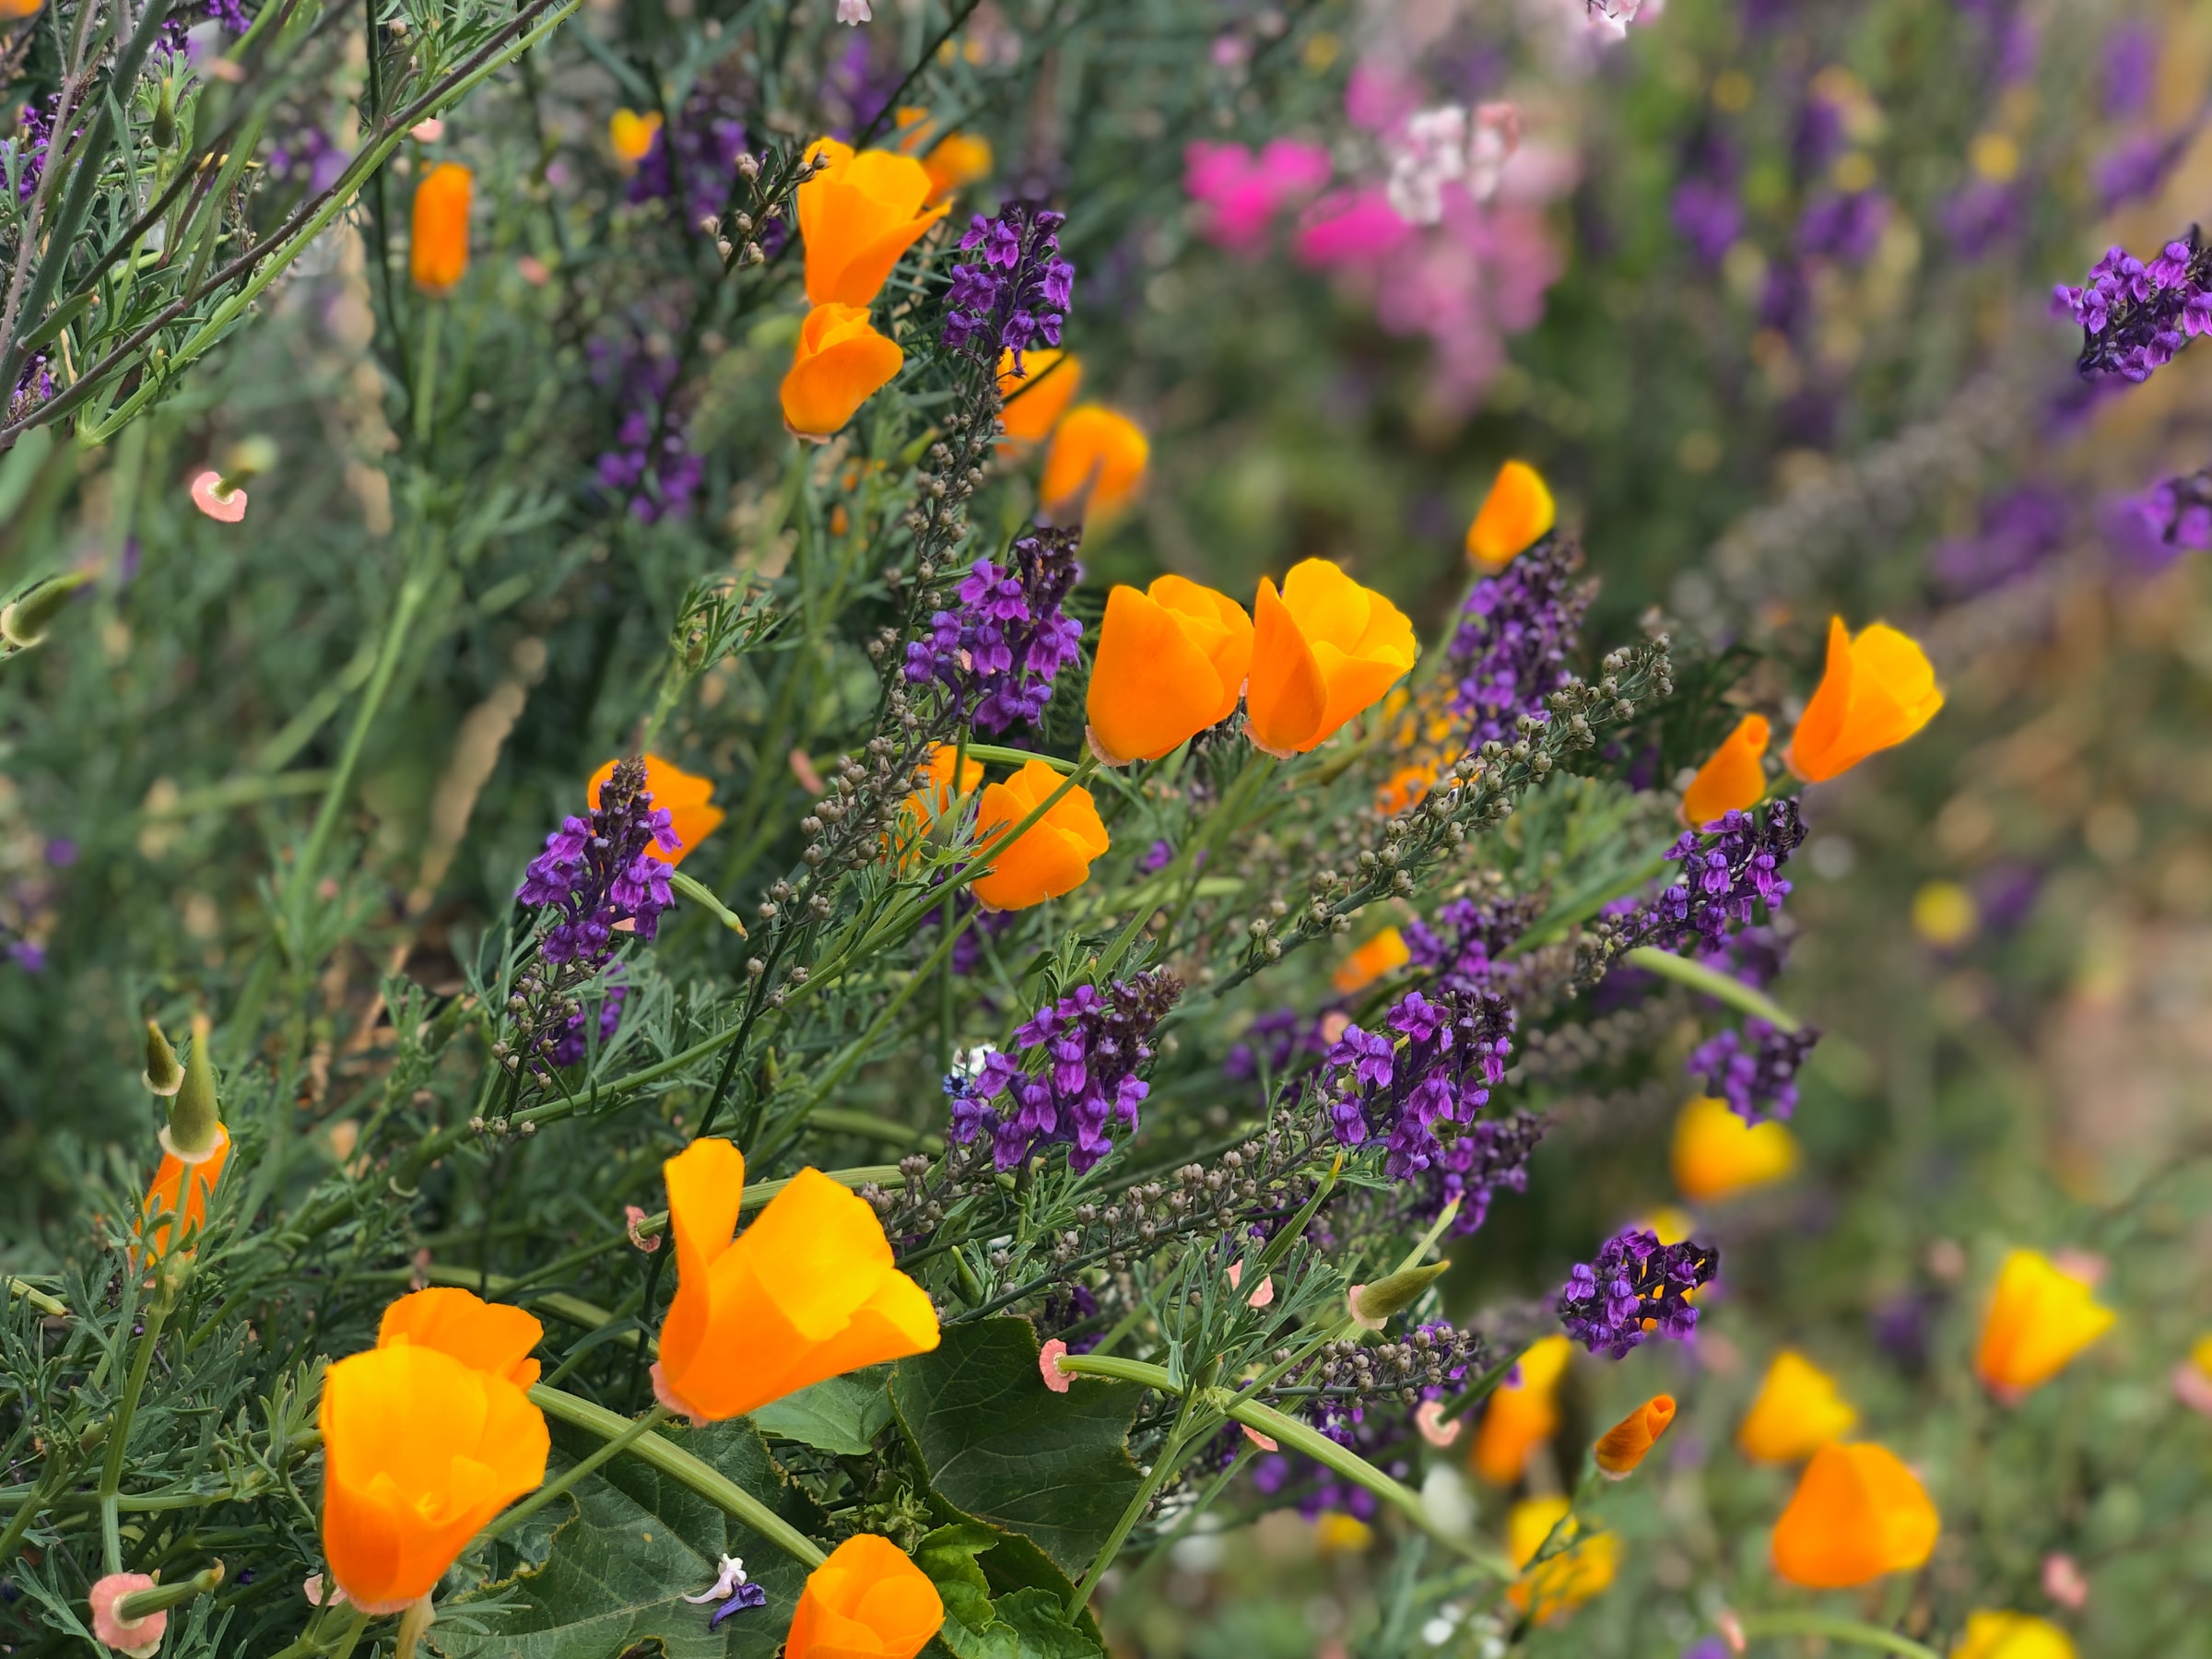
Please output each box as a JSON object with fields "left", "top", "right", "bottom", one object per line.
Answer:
{"left": 1320, "top": 985, "right": 1521, "bottom": 1182}
{"left": 551, "top": 971, "right": 628, "bottom": 1066}
{"left": 1620, "top": 800, "right": 1808, "bottom": 959}
{"left": 903, "top": 527, "right": 1085, "bottom": 734}
{"left": 2126, "top": 465, "right": 2212, "bottom": 554}
{"left": 1558, "top": 1227, "right": 1719, "bottom": 1359}
{"left": 1445, "top": 539, "right": 1593, "bottom": 747}
{"left": 516, "top": 756, "right": 678, "bottom": 966}
{"left": 1688, "top": 1018, "right": 1821, "bottom": 1124}
{"left": 2053, "top": 229, "right": 2212, "bottom": 384}
{"left": 942, "top": 201, "right": 1076, "bottom": 373}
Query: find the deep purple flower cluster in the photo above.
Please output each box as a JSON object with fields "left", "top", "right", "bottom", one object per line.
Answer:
{"left": 2053, "top": 230, "right": 2212, "bottom": 383}
{"left": 1672, "top": 176, "right": 1742, "bottom": 267}
{"left": 1420, "top": 1110, "right": 1545, "bottom": 1236}
{"left": 946, "top": 970, "right": 1181, "bottom": 1171}
{"left": 1558, "top": 1228, "right": 1719, "bottom": 1359}
{"left": 516, "top": 758, "right": 678, "bottom": 965}
{"left": 1444, "top": 540, "right": 1591, "bottom": 747}
{"left": 587, "top": 334, "right": 703, "bottom": 523}
{"left": 2126, "top": 466, "right": 2212, "bottom": 553}
{"left": 1400, "top": 891, "right": 1546, "bottom": 997}
{"left": 1932, "top": 486, "right": 2069, "bottom": 600}
{"left": 625, "top": 86, "right": 749, "bottom": 230}
{"left": 1688, "top": 1018, "right": 1820, "bottom": 1124}
{"left": 1224, "top": 1008, "right": 1328, "bottom": 1089}
{"left": 941, "top": 202, "right": 1075, "bottom": 373}
{"left": 551, "top": 974, "right": 629, "bottom": 1066}
{"left": 1632, "top": 801, "right": 1807, "bottom": 958}
{"left": 903, "top": 528, "right": 1085, "bottom": 734}
{"left": 1321, "top": 987, "right": 1516, "bottom": 1182}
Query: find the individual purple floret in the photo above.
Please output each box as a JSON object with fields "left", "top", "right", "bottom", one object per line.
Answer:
{"left": 1558, "top": 1228, "right": 1719, "bottom": 1359}
{"left": 2125, "top": 465, "right": 2212, "bottom": 553}
{"left": 2053, "top": 229, "right": 2212, "bottom": 384}
{"left": 1445, "top": 540, "right": 1592, "bottom": 748}
{"left": 903, "top": 527, "right": 1085, "bottom": 733}
{"left": 942, "top": 201, "right": 1076, "bottom": 373}
{"left": 516, "top": 757, "right": 678, "bottom": 966}
{"left": 1421, "top": 1110, "right": 1545, "bottom": 1236}
{"left": 1687, "top": 1018, "right": 1821, "bottom": 1124}
{"left": 946, "top": 970, "right": 1181, "bottom": 1171}
{"left": 1321, "top": 987, "right": 1517, "bottom": 1182}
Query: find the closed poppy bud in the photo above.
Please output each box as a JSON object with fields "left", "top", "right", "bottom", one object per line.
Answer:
{"left": 997, "top": 348, "right": 1082, "bottom": 446}
{"left": 967, "top": 759, "right": 1109, "bottom": 912}
{"left": 1593, "top": 1394, "right": 1676, "bottom": 1478}
{"left": 782, "top": 303, "right": 905, "bottom": 439}
{"left": 1681, "top": 712, "right": 1770, "bottom": 827}
{"left": 376, "top": 1287, "right": 545, "bottom": 1388}
{"left": 409, "top": 162, "right": 473, "bottom": 297}
{"left": 1771, "top": 1441, "right": 1939, "bottom": 1588}
{"left": 784, "top": 1534, "right": 944, "bottom": 1659}
{"left": 1085, "top": 576, "right": 1253, "bottom": 765}
{"left": 1039, "top": 406, "right": 1150, "bottom": 526}
{"left": 1783, "top": 617, "right": 1944, "bottom": 782}
{"left": 1953, "top": 1611, "right": 2077, "bottom": 1659}
{"left": 136, "top": 1124, "right": 231, "bottom": 1265}
{"left": 651, "top": 1138, "right": 938, "bottom": 1425}
{"left": 1672, "top": 1094, "right": 1800, "bottom": 1203}
{"left": 1505, "top": 1496, "right": 1618, "bottom": 1623}
{"left": 320, "top": 1341, "right": 548, "bottom": 1614}
{"left": 1473, "top": 1334, "right": 1571, "bottom": 1486}
{"left": 1737, "top": 1348, "right": 1858, "bottom": 1464}
{"left": 143, "top": 1018, "right": 183, "bottom": 1096}
{"left": 588, "top": 754, "right": 724, "bottom": 868}
{"left": 797, "top": 138, "right": 949, "bottom": 307}
{"left": 1465, "top": 460, "right": 1556, "bottom": 567}
{"left": 1973, "top": 1249, "right": 2115, "bottom": 1394}
{"left": 1332, "top": 925, "right": 1409, "bottom": 994}
{"left": 608, "top": 107, "right": 663, "bottom": 172}
{"left": 0, "top": 571, "right": 94, "bottom": 649}
{"left": 1245, "top": 559, "right": 1418, "bottom": 757}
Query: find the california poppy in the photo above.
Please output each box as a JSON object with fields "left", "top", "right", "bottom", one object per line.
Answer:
{"left": 1085, "top": 576, "right": 1253, "bottom": 765}
{"left": 1671, "top": 1094, "right": 1800, "bottom": 1204}
{"left": 1505, "top": 1496, "right": 1618, "bottom": 1623}
{"left": 588, "top": 754, "right": 724, "bottom": 868}
{"left": 784, "top": 1534, "right": 945, "bottom": 1659}
{"left": 967, "top": 759, "right": 1109, "bottom": 912}
{"left": 137, "top": 1014, "right": 229, "bottom": 1263}
{"left": 138, "top": 1124, "right": 231, "bottom": 1264}
{"left": 1681, "top": 712, "right": 1770, "bottom": 826}
{"left": 998, "top": 348, "right": 1082, "bottom": 446}
{"left": 376, "top": 1287, "right": 545, "bottom": 1388}
{"left": 898, "top": 743, "right": 983, "bottom": 845}
{"left": 1737, "top": 1348, "right": 1857, "bottom": 1464}
{"left": 651, "top": 1137, "right": 938, "bottom": 1425}
{"left": 1973, "top": 1249, "right": 2114, "bottom": 1394}
{"left": 892, "top": 106, "right": 994, "bottom": 201}
{"left": 1472, "top": 1334, "right": 1571, "bottom": 1486}
{"left": 782, "top": 303, "right": 905, "bottom": 438}
{"left": 1783, "top": 617, "right": 1944, "bottom": 782}
{"left": 797, "top": 139, "right": 948, "bottom": 308}
{"left": 1039, "top": 406, "right": 1149, "bottom": 525}
{"left": 1771, "top": 1441, "right": 1938, "bottom": 1588}
{"left": 1465, "top": 460, "right": 1556, "bottom": 567}
{"left": 1593, "top": 1394, "right": 1676, "bottom": 1478}
{"left": 409, "top": 163, "right": 474, "bottom": 297}
{"left": 608, "top": 109, "right": 663, "bottom": 172}
{"left": 1244, "top": 559, "right": 1417, "bottom": 757}
{"left": 1331, "top": 926, "right": 1409, "bottom": 995}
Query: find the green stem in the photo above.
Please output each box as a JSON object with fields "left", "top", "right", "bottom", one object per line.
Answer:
{"left": 1066, "top": 1360, "right": 1217, "bottom": 1617}
{"left": 114, "top": 1562, "right": 225, "bottom": 1623}
{"left": 669, "top": 870, "right": 749, "bottom": 936}
{"left": 1623, "top": 945, "right": 1803, "bottom": 1032}
{"left": 98, "top": 1290, "right": 171, "bottom": 1574}
{"left": 1734, "top": 1612, "right": 1943, "bottom": 1658}
{"left": 477, "top": 1405, "right": 671, "bottom": 1547}
{"left": 412, "top": 300, "right": 443, "bottom": 447}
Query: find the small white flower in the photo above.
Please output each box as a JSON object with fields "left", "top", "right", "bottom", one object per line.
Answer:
{"left": 835, "top": 0, "right": 871, "bottom": 23}
{"left": 681, "top": 1556, "right": 749, "bottom": 1604}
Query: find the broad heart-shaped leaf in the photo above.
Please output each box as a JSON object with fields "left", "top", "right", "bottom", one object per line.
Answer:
{"left": 890, "top": 1318, "right": 1144, "bottom": 1579}
{"left": 431, "top": 1420, "right": 817, "bottom": 1659}
{"left": 749, "top": 1366, "right": 894, "bottom": 1455}
{"left": 916, "top": 1525, "right": 1103, "bottom": 1659}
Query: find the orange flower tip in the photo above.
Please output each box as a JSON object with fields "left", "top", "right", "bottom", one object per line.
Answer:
{"left": 1241, "top": 1423, "right": 1280, "bottom": 1453}
{"left": 1039, "top": 1337, "right": 1073, "bottom": 1394}
{"left": 1592, "top": 1394, "right": 1677, "bottom": 1479}
{"left": 1681, "top": 712, "right": 1771, "bottom": 828}
{"left": 788, "top": 1535, "right": 944, "bottom": 1659}
{"left": 1972, "top": 1248, "right": 2115, "bottom": 1395}
{"left": 1465, "top": 460, "right": 1556, "bottom": 567}
{"left": 1415, "top": 1399, "right": 1463, "bottom": 1447}
{"left": 188, "top": 470, "right": 248, "bottom": 523}
{"left": 89, "top": 1573, "right": 167, "bottom": 1658}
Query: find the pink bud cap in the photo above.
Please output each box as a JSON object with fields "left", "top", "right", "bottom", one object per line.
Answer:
{"left": 1039, "top": 1338, "right": 1072, "bottom": 1394}
{"left": 188, "top": 471, "right": 246, "bottom": 523}
{"left": 88, "top": 1574, "right": 166, "bottom": 1658}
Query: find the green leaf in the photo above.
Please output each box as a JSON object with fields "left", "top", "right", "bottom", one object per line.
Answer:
{"left": 890, "top": 1318, "right": 1144, "bottom": 1579}
{"left": 915, "top": 1528, "right": 1103, "bottom": 1659}
{"left": 432, "top": 1421, "right": 815, "bottom": 1659}
{"left": 750, "top": 1367, "right": 894, "bottom": 1455}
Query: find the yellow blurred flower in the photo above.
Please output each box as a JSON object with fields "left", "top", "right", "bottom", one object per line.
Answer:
{"left": 1671, "top": 1094, "right": 1800, "bottom": 1203}
{"left": 1912, "top": 880, "right": 1978, "bottom": 947}
{"left": 1974, "top": 1249, "right": 2114, "bottom": 1395}
{"left": 1472, "top": 1334, "right": 1571, "bottom": 1486}
{"left": 1505, "top": 1497, "right": 1618, "bottom": 1623}
{"left": 1737, "top": 1348, "right": 1857, "bottom": 1464}
{"left": 608, "top": 108, "right": 663, "bottom": 172}
{"left": 1953, "top": 1611, "right": 2076, "bottom": 1659}
{"left": 1314, "top": 1511, "right": 1373, "bottom": 1555}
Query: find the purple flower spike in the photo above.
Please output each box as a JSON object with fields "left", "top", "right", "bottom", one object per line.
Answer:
{"left": 1558, "top": 1228, "right": 1719, "bottom": 1359}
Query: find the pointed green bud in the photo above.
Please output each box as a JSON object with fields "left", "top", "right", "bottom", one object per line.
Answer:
{"left": 151, "top": 80, "right": 178, "bottom": 149}
{"left": 143, "top": 1018, "right": 184, "bottom": 1096}
{"left": 1, "top": 571, "right": 94, "bottom": 651}
{"left": 161, "top": 1014, "right": 224, "bottom": 1163}
{"left": 1348, "top": 1260, "right": 1451, "bottom": 1330}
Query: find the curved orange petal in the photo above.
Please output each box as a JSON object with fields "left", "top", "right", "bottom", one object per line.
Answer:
{"left": 782, "top": 304, "right": 906, "bottom": 437}
{"left": 1682, "top": 712, "right": 1771, "bottom": 827}
{"left": 1150, "top": 574, "right": 1253, "bottom": 726}
{"left": 1244, "top": 577, "right": 1328, "bottom": 756}
{"left": 1086, "top": 584, "right": 1234, "bottom": 764}
{"left": 1040, "top": 406, "right": 1149, "bottom": 524}
{"left": 1465, "top": 461, "right": 1556, "bottom": 567}
{"left": 788, "top": 1535, "right": 944, "bottom": 1659}
{"left": 658, "top": 1137, "right": 747, "bottom": 1390}
{"left": 1771, "top": 1442, "right": 1938, "bottom": 1588}
{"left": 377, "top": 1288, "right": 546, "bottom": 1388}
{"left": 997, "top": 349, "right": 1082, "bottom": 445}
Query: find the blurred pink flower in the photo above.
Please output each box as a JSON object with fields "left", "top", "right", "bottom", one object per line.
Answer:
{"left": 1184, "top": 138, "right": 1333, "bottom": 254}
{"left": 2041, "top": 1551, "right": 2089, "bottom": 1609}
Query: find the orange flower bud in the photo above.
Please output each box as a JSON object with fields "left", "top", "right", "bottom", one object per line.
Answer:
{"left": 967, "top": 759, "right": 1109, "bottom": 912}
{"left": 1671, "top": 1094, "right": 1800, "bottom": 1203}
{"left": 651, "top": 1138, "right": 938, "bottom": 1425}
{"left": 1039, "top": 405, "right": 1150, "bottom": 525}
{"left": 608, "top": 108, "right": 664, "bottom": 172}
{"left": 588, "top": 754, "right": 724, "bottom": 868}
{"left": 1681, "top": 712, "right": 1770, "bottom": 827}
{"left": 784, "top": 1534, "right": 945, "bottom": 1659}
{"left": 0, "top": 0, "right": 46, "bottom": 19}
{"left": 135, "top": 1124, "right": 230, "bottom": 1263}
{"left": 1332, "top": 925, "right": 1409, "bottom": 994}
{"left": 1783, "top": 617, "right": 1944, "bottom": 782}
{"left": 319, "top": 1341, "right": 548, "bottom": 1614}
{"left": 1592, "top": 1394, "right": 1676, "bottom": 1478}
{"left": 782, "top": 303, "right": 905, "bottom": 439}
{"left": 796, "top": 139, "right": 949, "bottom": 308}
{"left": 1973, "top": 1249, "right": 2114, "bottom": 1394}
{"left": 1472, "top": 1334, "right": 1571, "bottom": 1486}
{"left": 997, "top": 348, "right": 1082, "bottom": 446}
{"left": 1465, "top": 461, "right": 1556, "bottom": 567}
{"left": 409, "top": 162, "right": 473, "bottom": 297}
{"left": 1771, "top": 1441, "right": 1938, "bottom": 1589}
{"left": 376, "top": 1287, "right": 545, "bottom": 1388}
{"left": 1953, "top": 1611, "right": 2077, "bottom": 1659}
{"left": 1085, "top": 576, "right": 1253, "bottom": 765}
{"left": 1244, "top": 559, "right": 1418, "bottom": 757}
{"left": 1736, "top": 1348, "right": 1857, "bottom": 1464}
{"left": 1505, "top": 1496, "right": 1618, "bottom": 1623}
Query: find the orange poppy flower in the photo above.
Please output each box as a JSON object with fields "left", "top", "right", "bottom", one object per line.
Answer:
{"left": 1736, "top": 1348, "right": 1857, "bottom": 1464}
{"left": 138, "top": 1124, "right": 231, "bottom": 1264}
{"left": 1682, "top": 712, "right": 1770, "bottom": 826}
{"left": 997, "top": 349, "right": 1082, "bottom": 446}
{"left": 376, "top": 1287, "right": 545, "bottom": 1388}
{"left": 1245, "top": 559, "right": 1418, "bottom": 757}
{"left": 1973, "top": 1250, "right": 2114, "bottom": 1394}
{"left": 782, "top": 303, "right": 904, "bottom": 438}
{"left": 784, "top": 1533, "right": 945, "bottom": 1659}
{"left": 1783, "top": 617, "right": 1944, "bottom": 782}
{"left": 1085, "top": 576, "right": 1253, "bottom": 765}
{"left": 1039, "top": 406, "right": 1149, "bottom": 525}
{"left": 608, "top": 108, "right": 663, "bottom": 172}
{"left": 1671, "top": 1094, "right": 1800, "bottom": 1203}
{"left": 967, "top": 759, "right": 1109, "bottom": 912}
{"left": 1771, "top": 1441, "right": 1938, "bottom": 1589}
{"left": 588, "top": 754, "right": 724, "bottom": 868}
{"left": 1332, "top": 926, "right": 1409, "bottom": 994}
{"left": 892, "top": 107, "right": 994, "bottom": 200}
{"left": 797, "top": 138, "right": 949, "bottom": 308}
{"left": 1505, "top": 1496, "right": 1618, "bottom": 1623}
{"left": 1472, "top": 1334, "right": 1571, "bottom": 1486}
{"left": 651, "top": 1137, "right": 939, "bottom": 1425}
{"left": 897, "top": 743, "right": 984, "bottom": 848}
{"left": 409, "top": 163, "right": 473, "bottom": 297}
{"left": 319, "top": 1340, "right": 548, "bottom": 1613}
{"left": 1465, "top": 461, "right": 1556, "bottom": 567}
{"left": 1593, "top": 1394, "right": 1676, "bottom": 1478}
